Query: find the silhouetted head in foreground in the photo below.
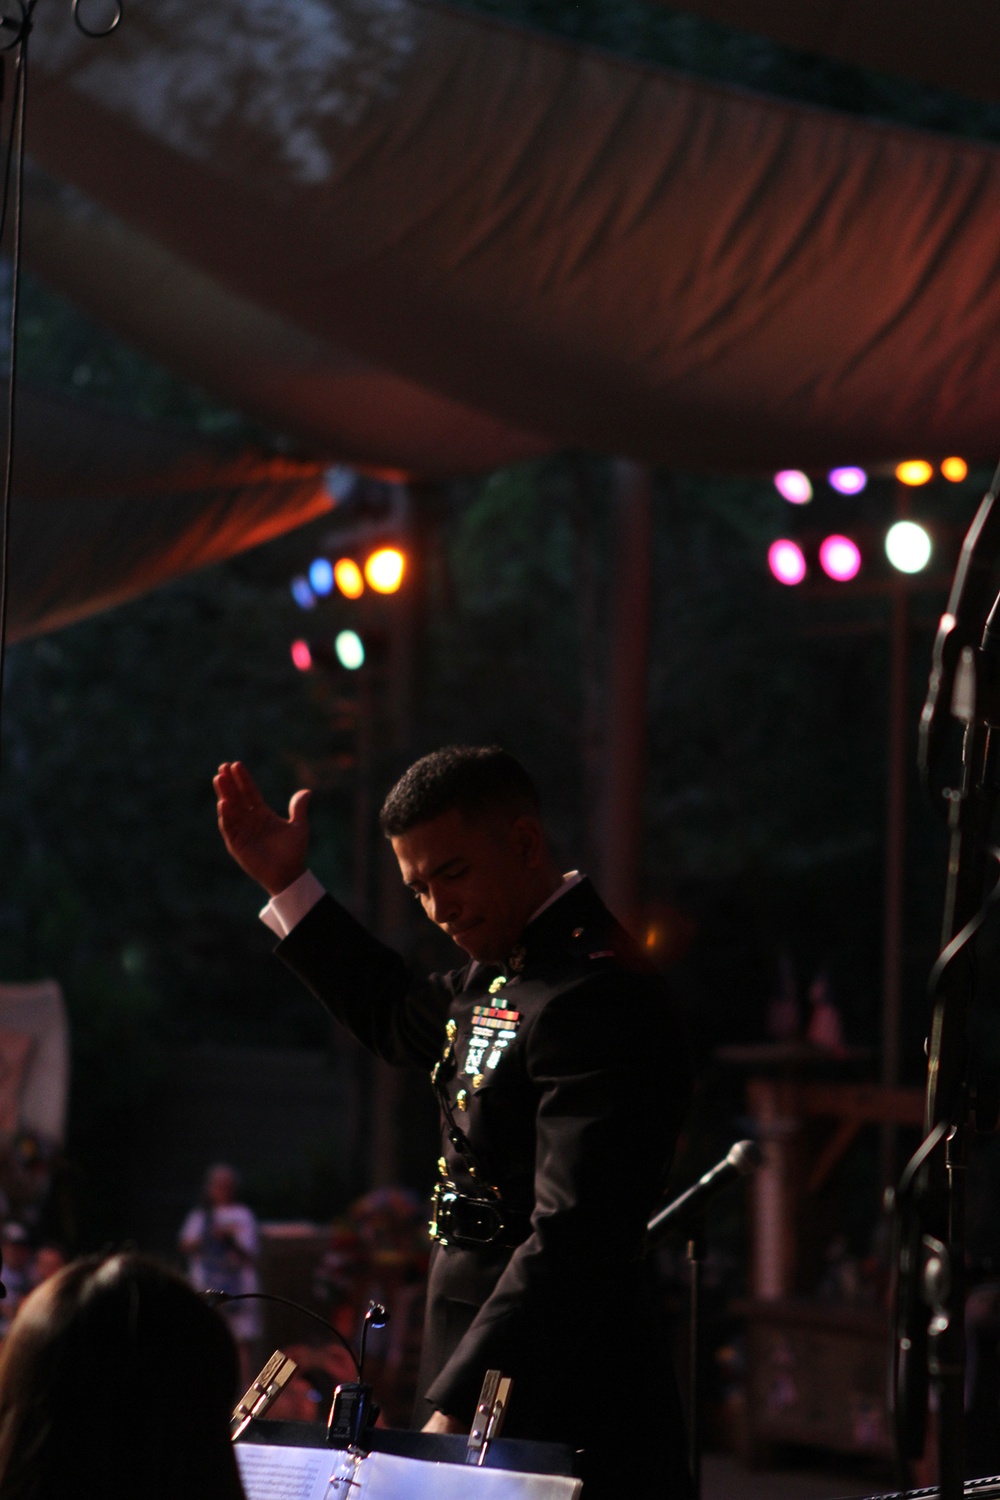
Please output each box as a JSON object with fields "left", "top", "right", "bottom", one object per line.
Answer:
{"left": 0, "top": 1252, "right": 245, "bottom": 1500}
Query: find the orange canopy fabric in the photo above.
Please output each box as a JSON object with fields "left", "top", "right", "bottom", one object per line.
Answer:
{"left": 7, "top": 386, "right": 332, "bottom": 641}
{"left": 24, "top": 0, "right": 1000, "bottom": 478}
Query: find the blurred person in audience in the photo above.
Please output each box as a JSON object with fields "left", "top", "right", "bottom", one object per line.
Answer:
{"left": 0, "top": 1229, "right": 31, "bottom": 1333}
{"left": 0, "top": 1251, "right": 245, "bottom": 1500}
{"left": 29, "top": 1246, "right": 65, "bottom": 1289}
{"left": 180, "top": 1163, "right": 261, "bottom": 1383}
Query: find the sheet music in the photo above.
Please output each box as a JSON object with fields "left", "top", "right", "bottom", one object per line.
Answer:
{"left": 364, "top": 1451, "right": 582, "bottom": 1499}
{"left": 236, "top": 1443, "right": 582, "bottom": 1500}
{"left": 234, "top": 1443, "right": 341, "bottom": 1500}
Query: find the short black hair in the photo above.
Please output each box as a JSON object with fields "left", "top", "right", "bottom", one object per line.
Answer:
{"left": 379, "top": 746, "right": 540, "bottom": 837}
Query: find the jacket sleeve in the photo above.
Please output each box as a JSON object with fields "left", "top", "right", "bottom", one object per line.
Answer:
{"left": 424, "top": 970, "right": 691, "bottom": 1421}
{"left": 274, "top": 893, "right": 459, "bottom": 1070}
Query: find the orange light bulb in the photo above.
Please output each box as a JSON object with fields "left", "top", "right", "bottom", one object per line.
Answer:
{"left": 334, "top": 558, "right": 365, "bottom": 599}
{"left": 365, "top": 547, "right": 406, "bottom": 594}
{"left": 895, "top": 460, "right": 934, "bottom": 487}
{"left": 941, "top": 457, "right": 968, "bottom": 483}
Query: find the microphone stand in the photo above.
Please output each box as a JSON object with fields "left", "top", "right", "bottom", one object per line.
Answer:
{"left": 647, "top": 1141, "right": 761, "bottom": 1500}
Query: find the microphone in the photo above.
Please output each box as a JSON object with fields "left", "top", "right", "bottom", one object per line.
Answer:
{"left": 647, "top": 1140, "right": 761, "bottom": 1244}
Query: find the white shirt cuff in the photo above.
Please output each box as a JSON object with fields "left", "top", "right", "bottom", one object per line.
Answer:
{"left": 259, "top": 870, "right": 326, "bottom": 938}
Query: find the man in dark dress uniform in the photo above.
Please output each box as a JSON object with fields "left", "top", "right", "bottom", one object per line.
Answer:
{"left": 214, "top": 746, "right": 692, "bottom": 1497}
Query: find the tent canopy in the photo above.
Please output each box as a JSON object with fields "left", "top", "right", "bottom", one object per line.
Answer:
{"left": 8, "top": 386, "right": 331, "bottom": 641}
{"left": 12, "top": 0, "right": 1000, "bottom": 635}
{"left": 26, "top": 0, "right": 1000, "bottom": 477}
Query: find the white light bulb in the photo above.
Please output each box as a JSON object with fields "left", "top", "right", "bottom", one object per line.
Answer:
{"left": 885, "top": 521, "right": 931, "bottom": 574}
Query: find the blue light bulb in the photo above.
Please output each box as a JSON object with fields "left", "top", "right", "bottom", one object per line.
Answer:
{"left": 309, "top": 558, "right": 334, "bottom": 596}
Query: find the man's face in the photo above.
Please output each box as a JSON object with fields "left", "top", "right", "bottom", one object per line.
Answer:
{"left": 391, "top": 806, "right": 546, "bottom": 963}
{"left": 208, "top": 1168, "right": 236, "bottom": 1206}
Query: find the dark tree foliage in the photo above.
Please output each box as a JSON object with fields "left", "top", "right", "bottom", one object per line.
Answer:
{"left": 454, "top": 0, "right": 1000, "bottom": 144}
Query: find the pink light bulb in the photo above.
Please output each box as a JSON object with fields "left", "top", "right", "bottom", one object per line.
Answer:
{"left": 768, "top": 540, "right": 807, "bottom": 586}
{"left": 819, "top": 534, "right": 861, "bottom": 581}
{"left": 828, "top": 467, "right": 867, "bottom": 495}
{"left": 774, "top": 470, "right": 813, "bottom": 505}
{"left": 291, "top": 639, "right": 313, "bottom": 671}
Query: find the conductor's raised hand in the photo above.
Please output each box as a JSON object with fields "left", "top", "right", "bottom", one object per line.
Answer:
{"left": 214, "top": 761, "right": 311, "bottom": 896}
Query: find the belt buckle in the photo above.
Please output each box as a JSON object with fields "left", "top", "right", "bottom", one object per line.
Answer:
{"left": 429, "top": 1184, "right": 503, "bottom": 1249}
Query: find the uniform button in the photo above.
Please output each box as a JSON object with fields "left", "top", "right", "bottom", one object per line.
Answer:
{"left": 437, "top": 1156, "right": 448, "bottom": 1178}
{"left": 446, "top": 1019, "right": 457, "bottom": 1041}
{"left": 472, "top": 1074, "right": 485, "bottom": 1089}
{"left": 456, "top": 1090, "right": 469, "bottom": 1111}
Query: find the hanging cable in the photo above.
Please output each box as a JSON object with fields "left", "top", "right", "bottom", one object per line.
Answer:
{"left": 0, "top": 35, "right": 27, "bottom": 779}
{"left": 0, "top": 1, "right": 121, "bottom": 787}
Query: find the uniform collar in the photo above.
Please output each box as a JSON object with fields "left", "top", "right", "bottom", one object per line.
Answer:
{"left": 466, "top": 873, "right": 596, "bottom": 984}
{"left": 525, "top": 870, "right": 585, "bottom": 926}
{"left": 507, "top": 875, "right": 611, "bottom": 972}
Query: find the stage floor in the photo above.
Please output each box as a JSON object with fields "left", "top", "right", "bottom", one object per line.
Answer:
{"left": 703, "top": 1454, "right": 878, "bottom": 1500}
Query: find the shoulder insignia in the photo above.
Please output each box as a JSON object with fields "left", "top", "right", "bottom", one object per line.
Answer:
{"left": 566, "top": 923, "right": 616, "bottom": 961}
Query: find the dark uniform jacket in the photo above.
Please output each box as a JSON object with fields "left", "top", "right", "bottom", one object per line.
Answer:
{"left": 277, "top": 876, "right": 693, "bottom": 1498}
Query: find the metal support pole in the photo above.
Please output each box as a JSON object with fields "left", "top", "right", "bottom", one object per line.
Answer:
{"left": 881, "top": 579, "right": 908, "bottom": 1187}
{"left": 601, "top": 460, "right": 653, "bottom": 930}
{"left": 881, "top": 479, "right": 911, "bottom": 1187}
{"left": 688, "top": 1224, "right": 705, "bottom": 1500}
{"left": 370, "top": 493, "right": 416, "bottom": 1189}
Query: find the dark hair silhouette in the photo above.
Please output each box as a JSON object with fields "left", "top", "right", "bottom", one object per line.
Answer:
{"left": 0, "top": 1252, "right": 245, "bottom": 1500}
{"left": 379, "top": 745, "right": 540, "bottom": 836}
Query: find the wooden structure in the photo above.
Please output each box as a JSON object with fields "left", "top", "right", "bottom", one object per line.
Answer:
{"left": 734, "top": 1299, "right": 891, "bottom": 1462}
{"left": 743, "top": 1065, "right": 924, "bottom": 1300}
{"left": 721, "top": 1049, "right": 924, "bottom": 1463}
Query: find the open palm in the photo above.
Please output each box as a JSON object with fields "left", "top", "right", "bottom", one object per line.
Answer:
{"left": 214, "top": 760, "right": 311, "bottom": 896}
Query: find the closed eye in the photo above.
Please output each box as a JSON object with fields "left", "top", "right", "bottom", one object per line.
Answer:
{"left": 406, "top": 859, "right": 469, "bottom": 897}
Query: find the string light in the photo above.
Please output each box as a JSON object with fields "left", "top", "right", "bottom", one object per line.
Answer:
{"left": 774, "top": 470, "right": 813, "bottom": 505}
{"left": 819, "top": 534, "right": 861, "bottom": 581}
{"left": 768, "top": 540, "right": 807, "bottom": 586}
{"left": 895, "top": 460, "right": 933, "bottom": 487}
{"left": 334, "top": 558, "right": 365, "bottom": 599}
{"left": 335, "top": 630, "right": 365, "bottom": 670}
{"left": 308, "top": 558, "right": 334, "bottom": 595}
{"left": 364, "top": 548, "right": 406, "bottom": 594}
{"left": 828, "top": 467, "right": 867, "bottom": 495}
{"left": 885, "top": 521, "right": 931, "bottom": 574}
